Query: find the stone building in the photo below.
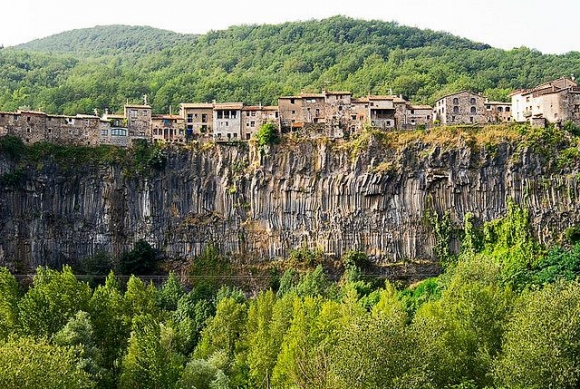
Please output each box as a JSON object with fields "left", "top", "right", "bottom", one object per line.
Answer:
{"left": 0, "top": 110, "right": 101, "bottom": 146}
{"left": 350, "top": 97, "right": 370, "bottom": 133}
{"left": 100, "top": 112, "right": 129, "bottom": 147}
{"left": 368, "top": 95, "right": 407, "bottom": 129}
{"left": 241, "top": 105, "right": 279, "bottom": 140}
{"left": 433, "top": 91, "right": 488, "bottom": 125}
{"left": 180, "top": 103, "right": 213, "bottom": 138}
{"left": 213, "top": 103, "right": 244, "bottom": 141}
{"left": 279, "top": 92, "right": 431, "bottom": 135}
{"left": 484, "top": 100, "right": 512, "bottom": 123}
{"left": 511, "top": 77, "right": 580, "bottom": 126}
{"left": 403, "top": 104, "right": 433, "bottom": 129}
{"left": 278, "top": 95, "right": 305, "bottom": 133}
{"left": 152, "top": 114, "right": 186, "bottom": 143}
{"left": 124, "top": 104, "right": 151, "bottom": 138}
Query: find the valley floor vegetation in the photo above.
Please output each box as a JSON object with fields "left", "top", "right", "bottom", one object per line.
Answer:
{"left": 2, "top": 204, "right": 580, "bottom": 388}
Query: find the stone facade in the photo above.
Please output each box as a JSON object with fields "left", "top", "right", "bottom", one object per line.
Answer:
{"left": 403, "top": 104, "right": 433, "bottom": 129}
{"left": 433, "top": 91, "right": 490, "bottom": 125}
{"left": 152, "top": 115, "right": 186, "bottom": 144}
{"left": 213, "top": 103, "right": 244, "bottom": 141}
{"left": 511, "top": 77, "right": 580, "bottom": 126}
{"left": 241, "top": 105, "right": 279, "bottom": 140}
{"left": 279, "top": 91, "right": 428, "bottom": 137}
{"left": 124, "top": 104, "right": 152, "bottom": 138}
{"left": 180, "top": 103, "right": 214, "bottom": 138}
{"left": 484, "top": 101, "right": 512, "bottom": 123}
{"left": 0, "top": 110, "right": 101, "bottom": 146}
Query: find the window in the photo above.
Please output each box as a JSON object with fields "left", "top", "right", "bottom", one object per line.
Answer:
{"left": 27, "top": 117, "right": 31, "bottom": 122}
{"left": 291, "top": 110, "right": 296, "bottom": 115}
{"left": 486, "top": 105, "right": 491, "bottom": 110}
{"left": 246, "top": 112, "right": 250, "bottom": 117}
{"left": 505, "top": 107, "right": 511, "bottom": 112}
{"left": 470, "top": 98, "right": 476, "bottom": 104}
{"left": 315, "top": 109, "right": 320, "bottom": 116}
{"left": 290, "top": 99, "right": 295, "bottom": 104}
{"left": 202, "top": 114, "right": 207, "bottom": 122}
{"left": 27, "top": 128, "right": 31, "bottom": 133}
{"left": 453, "top": 106, "right": 459, "bottom": 114}
{"left": 130, "top": 110, "right": 137, "bottom": 118}
{"left": 101, "top": 129, "right": 108, "bottom": 136}
{"left": 451, "top": 116, "right": 455, "bottom": 122}
{"left": 250, "top": 121, "right": 255, "bottom": 127}
{"left": 351, "top": 115, "right": 357, "bottom": 120}
{"left": 498, "top": 107, "right": 503, "bottom": 112}
{"left": 470, "top": 117, "right": 474, "bottom": 123}
{"left": 187, "top": 114, "right": 193, "bottom": 123}
{"left": 48, "top": 128, "right": 52, "bottom": 134}
{"left": 111, "top": 128, "right": 127, "bottom": 136}
{"left": 251, "top": 111, "right": 256, "bottom": 116}
{"left": 470, "top": 106, "right": 477, "bottom": 114}
{"left": 453, "top": 98, "right": 459, "bottom": 104}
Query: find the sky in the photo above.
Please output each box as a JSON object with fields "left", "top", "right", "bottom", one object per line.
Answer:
{"left": 2, "top": 0, "right": 579, "bottom": 54}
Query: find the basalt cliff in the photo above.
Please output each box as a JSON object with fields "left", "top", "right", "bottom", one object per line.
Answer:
{"left": 1, "top": 127, "right": 579, "bottom": 276}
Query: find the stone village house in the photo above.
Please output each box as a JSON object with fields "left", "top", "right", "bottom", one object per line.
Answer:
{"left": 6, "top": 77, "right": 580, "bottom": 148}
{"left": 511, "top": 77, "right": 580, "bottom": 127}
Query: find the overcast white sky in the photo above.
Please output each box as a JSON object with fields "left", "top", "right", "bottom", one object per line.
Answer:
{"left": 2, "top": 0, "right": 578, "bottom": 54}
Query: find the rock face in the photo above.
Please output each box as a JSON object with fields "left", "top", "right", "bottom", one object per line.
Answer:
{"left": 0, "top": 134, "right": 579, "bottom": 272}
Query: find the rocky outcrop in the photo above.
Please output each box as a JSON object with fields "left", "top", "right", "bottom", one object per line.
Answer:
{"left": 0, "top": 132, "right": 579, "bottom": 272}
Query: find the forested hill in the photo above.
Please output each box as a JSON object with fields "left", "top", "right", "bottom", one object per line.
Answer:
{"left": 16, "top": 25, "right": 193, "bottom": 55}
{"left": 2, "top": 15, "right": 580, "bottom": 115}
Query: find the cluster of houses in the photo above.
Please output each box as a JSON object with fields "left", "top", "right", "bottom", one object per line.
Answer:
{"left": 0, "top": 77, "right": 579, "bottom": 148}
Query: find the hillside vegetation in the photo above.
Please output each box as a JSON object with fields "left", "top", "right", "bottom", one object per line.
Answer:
{"left": 1, "top": 16, "right": 579, "bottom": 115}
{"left": 2, "top": 206, "right": 580, "bottom": 388}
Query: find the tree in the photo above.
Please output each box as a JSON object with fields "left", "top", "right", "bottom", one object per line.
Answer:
{"left": 494, "top": 281, "right": 580, "bottom": 389}
{"left": 0, "top": 337, "right": 94, "bottom": 389}
{"left": 272, "top": 296, "right": 341, "bottom": 389}
{"left": 18, "top": 265, "right": 92, "bottom": 338}
{"left": 88, "top": 271, "right": 130, "bottom": 385}
{"left": 410, "top": 256, "right": 513, "bottom": 388}
{"left": 119, "top": 314, "right": 184, "bottom": 389}
{"left": 0, "top": 267, "right": 20, "bottom": 339}
{"left": 53, "top": 311, "right": 105, "bottom": 383}
{"left": 177, "top": 352, "right": 230, "bottom": 389}
{"left": 331, "top": 284, "right": 411, "bottom": 389}
{"left": 195, "top": 297, "right": 247, "bottom": 360}
{"left": 255, "top": 122, "right": 278, "bottom": 148}
{"left": 156, "top": 271, "right": 186, "bottom": 312}
{"left": 124, "top": 274, "right": 158, "bottom": 319}
{"left": 118, "top": 239, "right": 158, "bottom": 275}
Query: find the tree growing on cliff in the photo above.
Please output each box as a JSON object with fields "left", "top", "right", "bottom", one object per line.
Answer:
{"left": 255, "top": 122, "right": 278, "bottom": 148}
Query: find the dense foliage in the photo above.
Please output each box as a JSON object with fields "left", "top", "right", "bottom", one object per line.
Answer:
{"left": 1, "top": 16, "right": 580, "bottom": 115}
{"left": 2, "top": 205, "right": 580, "bottom": 388}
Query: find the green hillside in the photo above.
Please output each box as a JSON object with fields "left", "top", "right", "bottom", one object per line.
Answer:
{"left": 17, "top": 25, "right": 193, "bottom": 55}
{"left": 1, "top": 16, "right": 579, "bottom": 115}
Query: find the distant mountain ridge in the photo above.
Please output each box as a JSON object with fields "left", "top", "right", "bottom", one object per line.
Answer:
{"left": 17, "top": 25, "right": 195, "bottom": 55}
{"left": 1, "top": 16, "right": 579, "bottom": 115}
